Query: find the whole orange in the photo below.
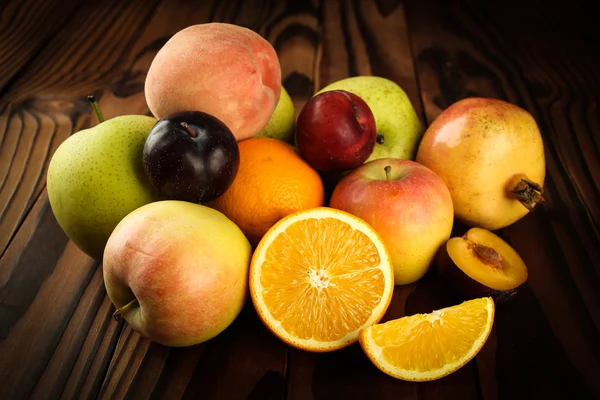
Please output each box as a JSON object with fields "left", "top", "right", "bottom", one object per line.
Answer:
{"left": 207, "top": 137, "right": 325, "bottom": 247}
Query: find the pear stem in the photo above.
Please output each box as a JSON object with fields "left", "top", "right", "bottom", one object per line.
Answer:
{"left": 509, "top": 176, "right": 544, "bottom": 211}
{"left": 180, "top": 122, "right": 198, "bottom": 138}
{"left": 113, "top": 298, "right": 139, "bottom": 321}
{"left": 384, "top": 165, "right": 391, "bottom": 181}
{"left": 87, "top": 95, "right": 105, "bottom": 123}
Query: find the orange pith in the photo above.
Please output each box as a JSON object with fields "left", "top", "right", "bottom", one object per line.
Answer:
{"left": 250, "top": 207, "right": 395, "bottom": 352}
{"left": 359, "top": 297, "right": 494, "bottom": 381}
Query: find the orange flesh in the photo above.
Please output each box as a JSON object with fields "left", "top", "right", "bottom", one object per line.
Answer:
{"left": 365, "top": 297, "right": 493, "bottom": 374}
{"left": 447, "top": 228, "right": 528, "bottom": 290}
{"left": 259, "top": 217, "right": 386, "bottom": 342}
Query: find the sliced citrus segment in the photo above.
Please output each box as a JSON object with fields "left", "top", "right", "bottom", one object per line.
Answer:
{"left": 250, "top": 207, "right": 395, "bottom": 352}
{"left": 359, "top": 297, "right": 494, "bottom": 381}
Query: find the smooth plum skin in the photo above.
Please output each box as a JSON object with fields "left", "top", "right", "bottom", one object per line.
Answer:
{"left": 296, "top": 90, "right": 376, "bottom": 171}
{"left": 143, "top": 111, "right": 240, "bottom": 203}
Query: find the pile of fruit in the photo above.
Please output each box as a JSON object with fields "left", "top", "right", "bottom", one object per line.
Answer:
{"left": 46, "top": 22, "right": 546, "bottom": 382}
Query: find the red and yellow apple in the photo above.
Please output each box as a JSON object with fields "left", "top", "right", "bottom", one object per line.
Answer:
{"left": 329, "top": 158, "right": 454, "bottom": 285}
{"left": 103, "top": 200, "right": 252, "bottom": 347}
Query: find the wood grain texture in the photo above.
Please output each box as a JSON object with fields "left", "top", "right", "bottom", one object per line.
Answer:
{"left": 0, "top": 191, "right": 99, "bottom": 400}
{"left": 405, "top": 0, "right": 600, "bottom": 398}
{"left": 0, "top": 0, "right": 84, "bottom": 95}
{"left": 0, "top": 0, "right": 599, "bottom": 399}
{"left": 2, "top": 0, "right": 162, "bottom": 105}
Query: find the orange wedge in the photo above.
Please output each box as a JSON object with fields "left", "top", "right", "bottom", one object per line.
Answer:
{"left": 359, "top": 297, "right": 495, "bottom": 381}
{"left": 249, "top": 207, "right": 395, "bottom": 352}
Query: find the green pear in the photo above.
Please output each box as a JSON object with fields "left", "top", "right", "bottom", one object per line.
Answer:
{"left": 47, "top": 97, "right": 162, "bottom": 260}
{"left": 256, "top": 86, "right": 295, "bottom": 144}
{"left": 316, "top": 76, "right": 423, "bottom": 161}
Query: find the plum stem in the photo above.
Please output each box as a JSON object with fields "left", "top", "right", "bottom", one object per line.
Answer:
{"left": 508, "top": 176, "right": 544, "bottom": 211}
{"left": 471, "top": 242, "right": 503, "bottom": 269}
{"left": 384, "top": 165, "right": 391, "bottom": 181}
{"left": 86, "top": 95, "right": 104, "bottom": 123}
{"left": 113, "top": 298, "right": 139, "bottom": 321}
{"left": 180, "top": 122, "right": 198, "bottom": 138}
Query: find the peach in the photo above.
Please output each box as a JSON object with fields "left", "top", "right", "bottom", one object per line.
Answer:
{"left": 145, "top": 23, "right": 281, "bottom": 141}
{"left": 103, "top": 200, "right": 252, "bottom": 347}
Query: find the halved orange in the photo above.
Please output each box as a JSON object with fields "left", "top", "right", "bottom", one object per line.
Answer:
{"left": 359, "top": 297, "right": 495, "bottom": 381}
{"left": 249, "top": 207, "right": 395, "bottom": 352}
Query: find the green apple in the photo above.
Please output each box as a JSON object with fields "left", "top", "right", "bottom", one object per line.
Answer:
{"left": 256, "top": 86, "right": 295, "bottom": 144}
{"left": 47, "top": 96, "right": 162, "bottom": 260}
{"left": 316, "top": 76, "right": 423, "bottom": 161}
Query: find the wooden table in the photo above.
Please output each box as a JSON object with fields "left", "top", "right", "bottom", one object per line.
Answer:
{"left": 1, "top": 0, "right": 599, "bottom": 399}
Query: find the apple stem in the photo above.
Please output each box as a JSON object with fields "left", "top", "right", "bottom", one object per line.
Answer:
{"left": 180, "top": 122, "right": 198, "bottom": 138}
{"left": 472, "top": 242, "right": 503, "bottom": 269}
{"left": 376, "top": 134, "right": 385, "bottom": 145}
{"left": 113, "top": 298, "right": 139, "bottom": 321}
{"left": 86, "top": 95, "right": 105, "bottom": 123}
{"left": 384, "top": 165, "right": 391, "bottom": 181}
{"left": 508, "top": 176, "right": 544, "bottom": 211}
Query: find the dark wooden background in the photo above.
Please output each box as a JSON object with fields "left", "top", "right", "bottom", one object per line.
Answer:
{"left": 1, "top": 0, "right": 599, "bottom": 399}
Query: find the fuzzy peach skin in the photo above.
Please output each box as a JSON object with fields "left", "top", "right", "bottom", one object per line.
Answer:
{"left": 103, "top": 200, "right": 252, "bottom": 347}
{"left": 145, "top": 23, "right": 282, "bottom": 141}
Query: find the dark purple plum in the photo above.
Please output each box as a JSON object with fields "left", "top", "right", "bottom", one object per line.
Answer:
{"left": 142, "top": 111, "right": 239, "bottom": 203}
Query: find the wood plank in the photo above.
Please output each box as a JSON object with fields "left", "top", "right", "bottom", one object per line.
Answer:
{"left": 286, "top": 1, "right": 479, "bottom": 398}
{"left": 30, "top": 269, "right": 120, "bottom": 400}
{"left": 97, "top": 326, "right": 156, "bottom": 399}
{"left": 0, "top": 108, "right": 76, "bottom": 256}
{"left": 59, "top": 295, "right": 125, "bottom": 400}
{"left": 0, "top": 190, "right": 98, "bottom": 400}
{"left": 0, "top": 0, "right": 84, "bottom": 95}
{"left": 180, "top": 303, "right": 288, "bottom": 400}
{"left": 2, "top": 0, "right": 162, "bottom": 104}
{"left": 405, "top": 0, "right": 600, "bottom": 398}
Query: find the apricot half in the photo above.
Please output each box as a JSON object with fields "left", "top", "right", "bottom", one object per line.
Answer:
{"left": 436, "top": 227, "right": 528, "bottom": 303}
